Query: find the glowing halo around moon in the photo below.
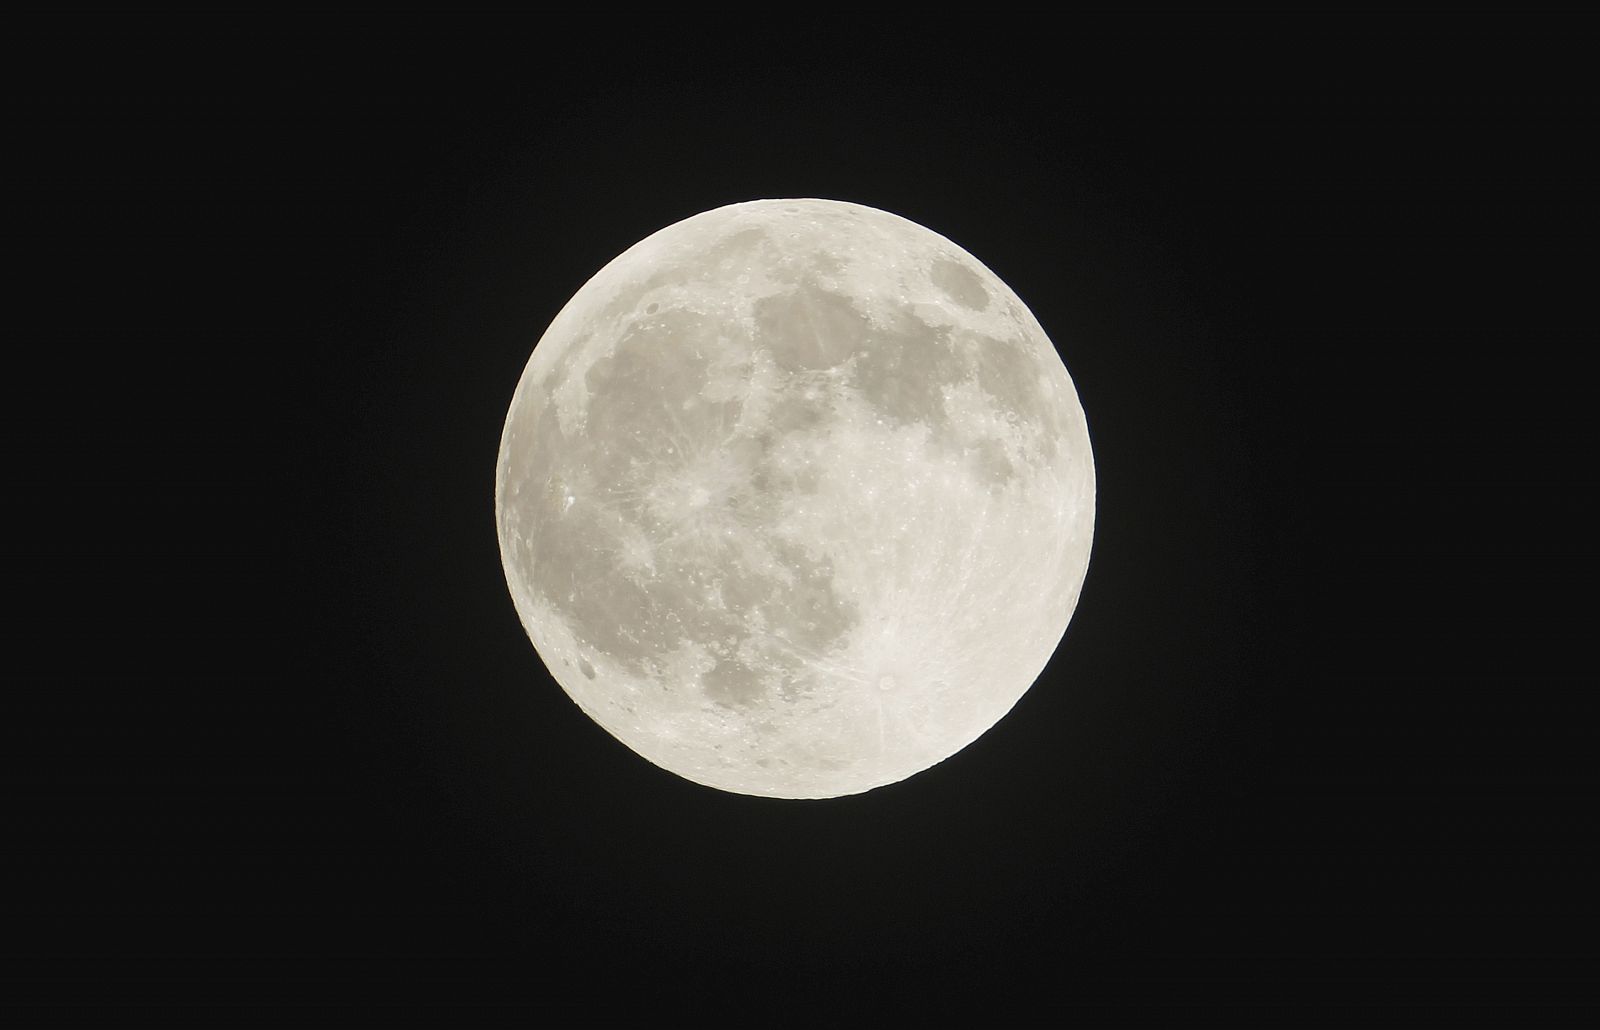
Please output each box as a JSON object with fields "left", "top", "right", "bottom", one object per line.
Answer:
{"left": 495, "top": 199, "right": 1094, "bottom": 799}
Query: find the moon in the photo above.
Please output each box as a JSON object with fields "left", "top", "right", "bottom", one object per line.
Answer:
{"left": 495, "top": 199, "right": 1094, "bottom": 799}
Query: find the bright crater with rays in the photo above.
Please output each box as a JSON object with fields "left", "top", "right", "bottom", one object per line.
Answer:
{"left": 496, "top": 199, "right": 1094, "bottom": 798}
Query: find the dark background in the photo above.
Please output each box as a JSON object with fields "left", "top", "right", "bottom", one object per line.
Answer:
{"left": 7, "top": 12, "right": 1597, "bottom": 1024}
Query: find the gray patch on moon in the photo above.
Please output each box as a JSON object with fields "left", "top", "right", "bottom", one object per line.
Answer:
{"left": 702, "top": 657, "right": 763, "bottom": 708}
{"left": 754, "top": 284, "right": 870, "bottom": 373}
{"left": 849, "top": 306, "right": 963, "bottom": 431}
{"left": 931, "top": 257, "right": 990, "bottom": 310}
{"left": 971, "top": 331, "right": 1047, "bottom": 422}
{"left": 968, "top": 437, "right": 1016, "bottom": 486}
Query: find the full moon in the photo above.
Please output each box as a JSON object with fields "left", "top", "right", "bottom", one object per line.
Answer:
{"left": 495, "top": 199, "right": 1094, "bottom": 799}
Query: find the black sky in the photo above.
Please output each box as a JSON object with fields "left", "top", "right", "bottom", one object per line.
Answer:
{"left": 7, "top": 13, "right": 1598, "bottom": 1025}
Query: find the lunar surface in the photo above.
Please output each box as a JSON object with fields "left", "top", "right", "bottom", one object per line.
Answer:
{"left": 495, "top": 199, "right": 1094, "bottom": 798}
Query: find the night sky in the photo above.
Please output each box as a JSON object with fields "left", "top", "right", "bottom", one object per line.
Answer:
{"left": 9, "top": 13, "right": 1597, "bottom": 1024}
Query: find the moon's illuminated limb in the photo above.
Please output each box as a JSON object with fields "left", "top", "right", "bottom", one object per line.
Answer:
{"left": 495, "top": 199, "right": 1094, "bottom": 799}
